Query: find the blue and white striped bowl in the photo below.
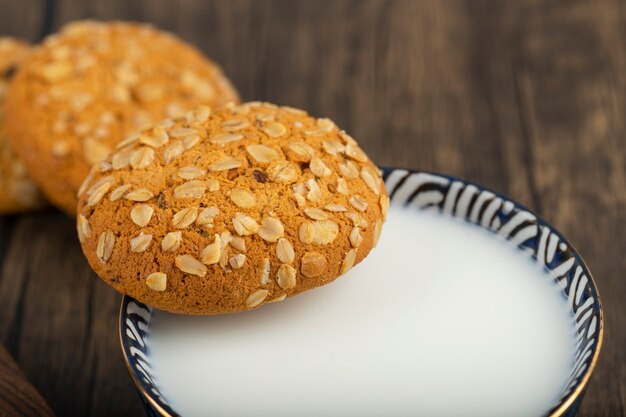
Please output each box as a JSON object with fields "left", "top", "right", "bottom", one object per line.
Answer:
{"left": 120, "top": 168, "right": 604, "bottom": 417}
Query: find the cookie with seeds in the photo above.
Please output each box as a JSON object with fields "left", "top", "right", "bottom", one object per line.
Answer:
{"left": 5, "top": 21, "right": 239, "bottom": 215}
{"left": 77, "top": 102, "right": 388, "bottom": 314}
{"left": 0, "top": 38, "right": 46, "bottom": 213}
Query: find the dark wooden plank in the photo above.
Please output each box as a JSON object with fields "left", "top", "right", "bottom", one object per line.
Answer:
{"left": 0, "top": 0, "right": 47, "bottom": 42}
{"left": 0, "top": 212, "right": 139, "bottom": 416}
{"left": 0, "top": 344, "right": 54, "bottom": 417}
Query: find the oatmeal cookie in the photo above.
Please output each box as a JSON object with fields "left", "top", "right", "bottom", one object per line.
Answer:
{"left": 5, "top": 21, "right": 239, "bottom": 214}
{"left": 77, "top": 102, "right": 388, "bottom": 314}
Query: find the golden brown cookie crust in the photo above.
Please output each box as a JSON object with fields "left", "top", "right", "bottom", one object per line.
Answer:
{"left": 5, "top": 21, "right": 239, "bottom": 215}
{"left": 0, "top": 38, "right": 46, "bottom": 213}
{"left": 77, "top": 102, "right": 388, "bottom": 314}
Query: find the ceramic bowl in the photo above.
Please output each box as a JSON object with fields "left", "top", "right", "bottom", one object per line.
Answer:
{"left": 119, "top": 167, "right": 604, "bottom": 417}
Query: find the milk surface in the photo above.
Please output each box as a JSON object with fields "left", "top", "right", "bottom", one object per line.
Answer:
{"left": 147, "top": 206, "right": 576, "bottom": 417}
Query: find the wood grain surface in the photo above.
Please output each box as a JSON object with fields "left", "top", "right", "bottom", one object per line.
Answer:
{"left": 0, "top": 1, "right": 624, "bottom": 416}
{"left": 0, "top": 344, "right": 55, "bottom": 417}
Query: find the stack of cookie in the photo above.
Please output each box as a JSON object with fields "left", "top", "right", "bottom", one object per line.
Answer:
{"left": 3, "top": 20, "right": 387, "bottom": 314}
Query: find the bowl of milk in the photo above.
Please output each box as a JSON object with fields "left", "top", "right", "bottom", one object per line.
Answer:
{"left": 120, "top": 168, "right": 604, "bottom": 417}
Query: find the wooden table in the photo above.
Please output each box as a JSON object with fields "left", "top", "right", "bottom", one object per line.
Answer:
{"left": 0, "top": 1, "right": 623, "bottom": 416}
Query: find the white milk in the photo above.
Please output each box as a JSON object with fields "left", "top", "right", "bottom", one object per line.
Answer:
{"left": 147, "top": 206, "right": 576, "bottom": 417}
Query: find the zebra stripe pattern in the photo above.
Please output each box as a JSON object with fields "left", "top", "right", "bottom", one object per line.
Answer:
{"left": 120, "top": 299, "right": 177, "bottom": 416}
{"left": 383, "top": 168, "right": 602, "bottom": 417}
{"left": 120, "top": 168, "right": 602, "bottom": 417}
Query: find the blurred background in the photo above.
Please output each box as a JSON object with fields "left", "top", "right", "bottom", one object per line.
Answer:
{"left": 0, "top": 1, "right": 623, "bottom": 416}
